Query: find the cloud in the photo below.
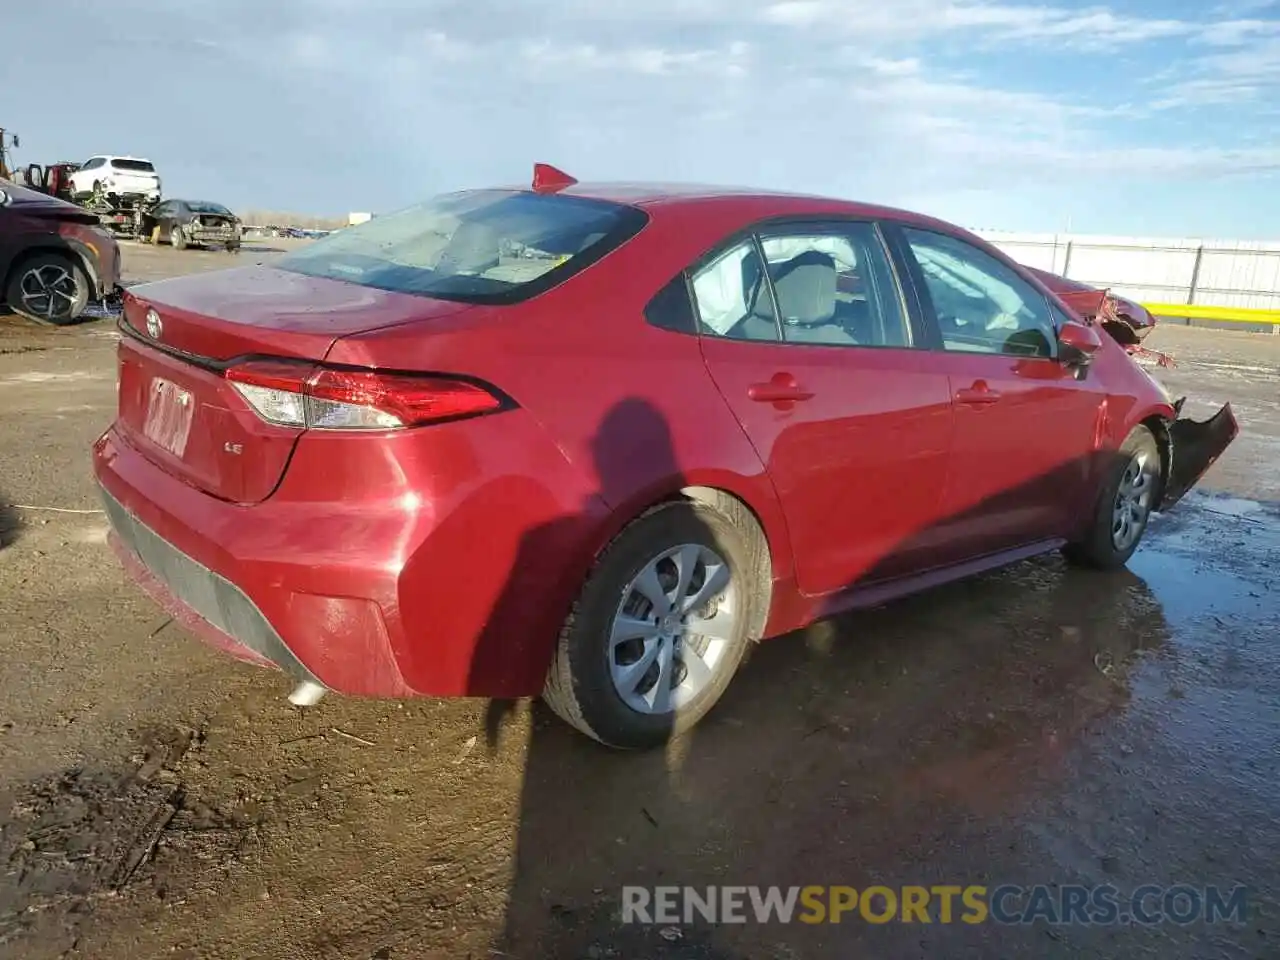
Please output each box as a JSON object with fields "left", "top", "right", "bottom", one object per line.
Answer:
{"left": 1, "top": 0, "right": 1277, "bottom": 226}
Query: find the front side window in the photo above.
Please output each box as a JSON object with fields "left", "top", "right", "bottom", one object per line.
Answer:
{"left": 275, "top": 189, "right": 647, "bottom": 304}
{"left": 902, "top": 227, "right": 1057, "bottom": 358}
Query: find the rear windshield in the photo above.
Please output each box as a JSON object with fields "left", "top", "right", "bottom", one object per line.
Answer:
{"left": 112, "top": 159, "right": 155, "bottom": 172}
{"left": 187, "top": 201, "right": 232, "bottom": 215}
{"left": 274, "top": 189, "right": 648, "bottom": 304}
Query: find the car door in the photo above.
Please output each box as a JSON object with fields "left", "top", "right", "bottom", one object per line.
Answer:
{"left": 158, "top": 202, "right": 181, "bottom": 242}
{"left": 694, "top": 219, "right": 956, "bottom": 596}
{"left": 71, "top": 158, "right": 100, "bottom": 194}
{"left": 890, "top": 224, "right": 1105, "bottom": 560}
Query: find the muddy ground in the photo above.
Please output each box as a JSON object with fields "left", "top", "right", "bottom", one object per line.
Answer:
{"left": 0, "top": 242, "right": 1277, "bottom": 959}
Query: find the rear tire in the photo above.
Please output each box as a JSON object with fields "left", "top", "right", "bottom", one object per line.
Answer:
{"left": 171, "top": 225, "right": 188, "bottom": 250}
{"left": 1063, "top": 425, "right": 1160, "bottom": 570}
{"left": 5, "top": 252, "right": 91, "bottom": 325}
{"left": 543, "top": 498, "right": 769, "bottom": 749}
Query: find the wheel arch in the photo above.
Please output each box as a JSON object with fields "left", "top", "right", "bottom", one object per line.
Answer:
{"left": 567, "top": 476, "right": 789, "bottom": 641}
{"left": 1140, "top": 413, "right": 1173, "bottom": 506}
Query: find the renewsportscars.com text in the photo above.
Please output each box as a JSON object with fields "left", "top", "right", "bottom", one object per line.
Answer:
{"left": 621, "top": 884, "right": 1249, "bottom": 926}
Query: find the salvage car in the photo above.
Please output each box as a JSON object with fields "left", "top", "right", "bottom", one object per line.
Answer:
{"left": 141, "top": 199, "right": 241, "bottom": 251}
{"left": 0, "top": 180, "right": 122, "bottom": 324}
{"left": 93, "top": 164, "right": 1238, "bottom": 749}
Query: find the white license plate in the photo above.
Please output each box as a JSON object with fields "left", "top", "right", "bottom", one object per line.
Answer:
{"left": 143, "top": 378, "right": 194, "bottom": 457}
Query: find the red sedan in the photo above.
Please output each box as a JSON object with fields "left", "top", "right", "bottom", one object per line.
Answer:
{"left": 93, "top": 164, "right": 1237, "bottom": 749}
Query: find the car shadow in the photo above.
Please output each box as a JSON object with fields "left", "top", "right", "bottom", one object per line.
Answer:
{"left": 0, "top": 493, "right": 22, "bottom": 549}
{"left": 475, "top": 400, "right": 1174, "bottom": 957}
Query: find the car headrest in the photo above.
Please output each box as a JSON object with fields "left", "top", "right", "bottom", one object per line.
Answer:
{"left": 772, "top": 251, "right": 837, "bottom": 325}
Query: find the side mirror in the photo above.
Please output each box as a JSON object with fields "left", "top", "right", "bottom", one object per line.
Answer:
{"left": 1058, "top": 320, "right": 1102, "bottom": 361}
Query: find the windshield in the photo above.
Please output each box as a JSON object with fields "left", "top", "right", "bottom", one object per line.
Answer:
{"left": 274, "top": 190, "right": 647, "bottom": 304}
{"left": 112, "top": 159, "right": 155, "bottom": 172}
{"left": 187, "top": 201, "right": 232, "bottom": 215}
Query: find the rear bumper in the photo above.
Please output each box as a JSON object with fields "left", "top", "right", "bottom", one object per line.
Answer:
{"left": 93, "top": 412, "right": 607, "bottom": 699}
{"left": 187, "top": 227, "right": 238, "bottom": 244}
{"left": 1160, "top": 403, "right": 1240, "bottom": 509}
{"left": 102, "top": 487, "right": 322, "bottom": 683}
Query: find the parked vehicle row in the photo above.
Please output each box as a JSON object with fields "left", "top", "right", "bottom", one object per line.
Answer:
{"left": 7, "top": 148, "right": 241, "bottom": 249}
{"left": 94, "top": 164, "right": 1238, "bottom": 749}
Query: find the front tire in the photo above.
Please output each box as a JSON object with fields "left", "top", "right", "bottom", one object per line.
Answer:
{"left": 543, "top": 498, "right": 769, "bottom": 749}
{"left": 5, "top": 253, "right": 91, "bottom": 325}
{"left": 1064, "top": 425, "right": 1160, "bottom": 570}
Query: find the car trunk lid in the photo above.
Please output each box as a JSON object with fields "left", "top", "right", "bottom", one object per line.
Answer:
{"left": 115, "top": 267, "right": 470, "bottom": 503}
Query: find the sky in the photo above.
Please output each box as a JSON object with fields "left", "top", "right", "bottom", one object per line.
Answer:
{"left": 3, "top": 0, "right": 1280, "bottom": 237}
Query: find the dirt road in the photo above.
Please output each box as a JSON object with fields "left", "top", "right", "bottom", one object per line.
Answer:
{"left": 1, "top": 244, "right": 1277, "bottom": 958}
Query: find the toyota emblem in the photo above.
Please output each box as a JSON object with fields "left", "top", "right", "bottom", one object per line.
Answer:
{"left": 145, "top": 309, "right": 162, "bottom": 339}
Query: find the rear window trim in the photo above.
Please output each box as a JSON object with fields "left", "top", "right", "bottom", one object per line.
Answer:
{"left": 273, "top": 190, "right": 650, "bottom": 307}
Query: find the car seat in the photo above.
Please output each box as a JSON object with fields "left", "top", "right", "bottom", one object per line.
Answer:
{"left": 770, "top": 251, "right": 855, "bottom": 345}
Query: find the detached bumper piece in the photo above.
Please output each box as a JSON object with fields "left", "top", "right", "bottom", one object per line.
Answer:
{"left": 82, "top": 284, "right": 125, "bottom": 320}
{"left": 1161, "top": 403, "right": 1239, "bottom": 510}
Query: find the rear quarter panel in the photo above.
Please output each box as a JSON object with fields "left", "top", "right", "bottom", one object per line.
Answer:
{"left": 325, "top": 200, "right": 801, "bottom": 588}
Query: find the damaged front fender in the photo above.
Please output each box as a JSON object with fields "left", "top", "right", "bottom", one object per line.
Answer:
{"left": 1160, "top": 403, "right": 1240, "bottom": 510}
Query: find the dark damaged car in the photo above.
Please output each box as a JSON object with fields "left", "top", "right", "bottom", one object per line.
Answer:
{"left": 0, "top": 180, "right": 122, "bottom": 324}
{"left": 141, "top": 199, "right": 241, "bottom": 252}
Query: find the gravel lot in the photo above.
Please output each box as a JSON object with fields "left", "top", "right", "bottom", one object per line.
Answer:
{"left": 1, "top": 242, "right": 1277, "bottom": 959}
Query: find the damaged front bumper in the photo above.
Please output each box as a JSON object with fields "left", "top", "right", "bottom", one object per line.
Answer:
{"left": 1160, "top": 402, "right": 1240, "bottom": 510}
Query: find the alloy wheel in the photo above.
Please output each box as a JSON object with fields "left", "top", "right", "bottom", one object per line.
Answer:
{"left": 1112, "top": 450, "right": 1156, "bottom": 551}
{"left": 18, "top": 264, "right": 78, "bottom": 321}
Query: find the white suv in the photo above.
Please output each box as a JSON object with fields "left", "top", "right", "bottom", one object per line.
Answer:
{"left": 69, "top": 156, "right": 162, "bottom": 202}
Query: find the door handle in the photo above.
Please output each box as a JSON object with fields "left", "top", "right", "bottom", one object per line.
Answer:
{"left": 956, "top": 380, "right": 1002, "bottom": 405}
{"left": 748, "top": 373, "right": 814, "bottom": 404}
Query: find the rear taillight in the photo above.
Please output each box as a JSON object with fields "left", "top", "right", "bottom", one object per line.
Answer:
{"left": 225, "top": 359, "right": 505, "bottom": 430}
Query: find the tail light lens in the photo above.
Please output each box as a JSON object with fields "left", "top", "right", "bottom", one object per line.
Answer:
{"left": 225, "top": 359, "right": 505, "bottom": 430}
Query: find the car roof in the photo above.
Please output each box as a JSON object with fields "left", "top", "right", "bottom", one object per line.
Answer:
{"left": 500, "top": 180, "right": 965, "bottom": 233}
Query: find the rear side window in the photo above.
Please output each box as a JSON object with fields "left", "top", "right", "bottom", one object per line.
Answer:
{"left": 112, "top": 159, "right": 156, "bottom": 172}
{"left": 688, "top": 221, "right": 912, "bottom": 348}
{"left": 187, "top": 201, "right": 233, "bottom": 215}
{"left": 275, "top": 190, "right": 648, "bottom": 305}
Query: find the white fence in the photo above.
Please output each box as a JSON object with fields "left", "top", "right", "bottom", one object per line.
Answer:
{"left": 972, "top": 230, "right": 1280, "bottom": 312}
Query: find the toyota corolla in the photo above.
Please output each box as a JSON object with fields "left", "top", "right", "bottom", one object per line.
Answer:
{"left": 93, "top": 164, "right": 1237, "bottom": 749}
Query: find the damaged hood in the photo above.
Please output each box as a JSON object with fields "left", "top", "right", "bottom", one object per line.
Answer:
{"left": 1026, "top": 265, "right": 1157, "bottom": 342}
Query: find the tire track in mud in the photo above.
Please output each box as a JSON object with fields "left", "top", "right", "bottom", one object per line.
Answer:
{"left": 0, "top": 724, "right": 251, "bottom": 959}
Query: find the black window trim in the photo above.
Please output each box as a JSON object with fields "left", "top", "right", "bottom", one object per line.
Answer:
{"left": 886, "top": 221, "right": 1063, "bottom": 361}
{"left": 669, "top": 213, "right": 932, "bottom": 350}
